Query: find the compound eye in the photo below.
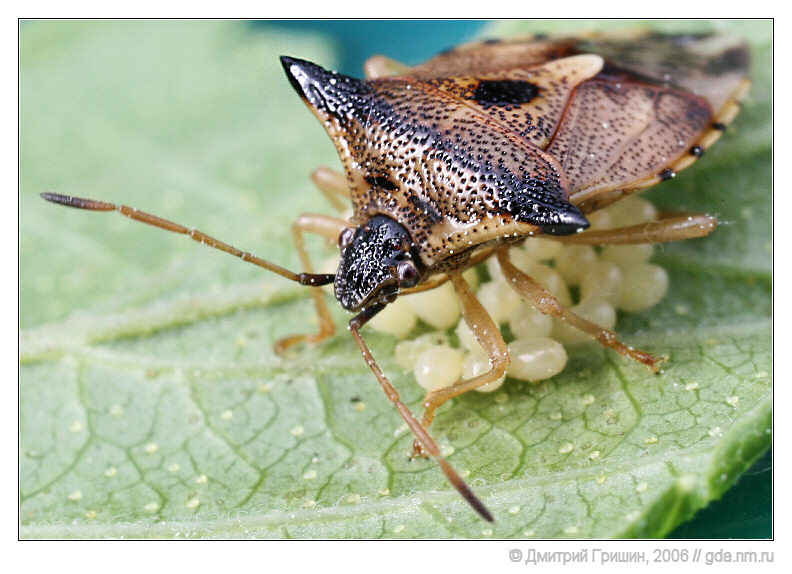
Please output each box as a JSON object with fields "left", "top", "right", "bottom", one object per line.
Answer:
{"left": 338, "top": 227, "right": 355, "bottom": 249}
{"left": 396, "top": 259, "right": 420, "bottom": 288}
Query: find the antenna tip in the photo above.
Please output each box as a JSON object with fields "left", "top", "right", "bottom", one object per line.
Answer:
{"left": 40, "top": 193, "right": 115, "bottom": 211}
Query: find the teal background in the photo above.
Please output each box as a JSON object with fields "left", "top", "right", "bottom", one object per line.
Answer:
{"left": 255, "top": 20, "right": 489, "bottom": 75}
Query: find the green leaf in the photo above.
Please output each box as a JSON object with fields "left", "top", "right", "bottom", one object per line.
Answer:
{"left": 20, "top": 20, "right": 771, "bottom": 538}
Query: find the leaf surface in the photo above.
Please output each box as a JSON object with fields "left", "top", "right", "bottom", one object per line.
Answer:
{"left": 20, "top": 20, "right": 771, "bottom": 538}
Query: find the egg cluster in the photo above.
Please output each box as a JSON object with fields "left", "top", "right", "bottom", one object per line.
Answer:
{"left": 366, "top": 196, "right": 669, "bottom": 393}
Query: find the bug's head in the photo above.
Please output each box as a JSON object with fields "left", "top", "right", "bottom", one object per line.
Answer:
{"left": 333, "top": 215, "right": 423, "bottom": 312}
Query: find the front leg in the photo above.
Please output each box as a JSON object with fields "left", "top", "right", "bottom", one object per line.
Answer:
{"left": 413, "top": 273, "right": 510, "bottom": 457}
{"left": 274, "top": 213, "right": 350, "bottom": 354}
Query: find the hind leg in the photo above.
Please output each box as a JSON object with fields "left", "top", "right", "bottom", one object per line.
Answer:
{"left": 555, "top": 214, "right": 718, "bottom": 245}
{"left": 363, "top": 55, "right": 411, "bottom": 78}
{"left": 311, "top": 167, "right": 351, "bottom": 214}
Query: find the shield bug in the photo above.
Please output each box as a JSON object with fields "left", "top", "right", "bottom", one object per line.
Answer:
{"left": 41, "top": 31, "right": 750, "bottom": 522}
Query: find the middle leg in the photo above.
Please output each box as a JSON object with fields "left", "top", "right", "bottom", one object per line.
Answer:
{"left": 497, "top": 248, "right": 662, "bottom": 370}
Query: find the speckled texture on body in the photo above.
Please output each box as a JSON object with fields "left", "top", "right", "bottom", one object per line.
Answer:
{"left": 281, "top": 31, "right": 749, "bottom": 280}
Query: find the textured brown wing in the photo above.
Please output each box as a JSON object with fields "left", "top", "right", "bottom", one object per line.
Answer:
{"left": 408, "top": 36, "right": 582, "bottom": 77}
{"left": 547, "top": 76, "right": 714, "bottom": 209}
{"left": 576, "top": 32, "right": 750, "bottom": 113}
{"left": 555, "top": 33, "right": 750, "bottom": 210}
{"left": 419, "top": 54, "right": 603, "bottom": 149}
{"left": 410, "top": 32, "right": 748, "bottom": 115}
{"left": 406, "top": 32, "right": 750, "bottom": 212}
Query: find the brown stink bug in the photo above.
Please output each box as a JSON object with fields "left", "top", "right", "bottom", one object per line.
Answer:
{"left": 41, "top": 31, "right": 750, "bottom": 522}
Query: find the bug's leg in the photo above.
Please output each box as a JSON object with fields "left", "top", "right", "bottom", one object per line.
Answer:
{"left": 274, "top": 213, "right": 350, "bottom": 354}
{"left": 363, "top": 55, "right": 411, "bottom": 79}
{"left": 401, "top": 247, "right": 498, "bottom": 296}
{"left": 39, "top": 193, "right": 336, "bottom": 287}
{"left": 412, "top": 273, "right": 509, "bottom": 457}
{"left": 311, "top": 167, "right": 352, "bottom": 214}
{"left": 497, "top": 248, "right": 662, "bottom": 370}
{"left": 348, "top": 303, "right": 494, "bottom": 523}
{"left": 400, "top": 274, "right": 450, "bottom": 295}
{"left": 554, "top": 214, "right": 718, "bottom": 245}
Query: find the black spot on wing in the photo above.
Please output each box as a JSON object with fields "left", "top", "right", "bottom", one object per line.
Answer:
{"left": 472, "top": 79, "right": 540, "bottom": 110}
